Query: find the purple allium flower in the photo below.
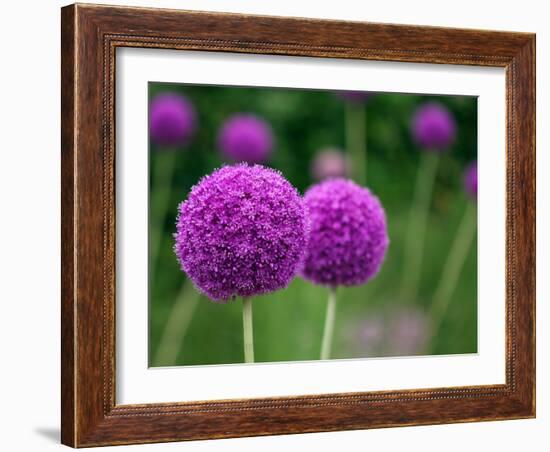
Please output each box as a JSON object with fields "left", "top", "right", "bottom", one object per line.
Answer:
{"left": 218, "top": 114, "right": 274, "bottom": 164}
{"left": 311, "top": 148, "right": 350, "bottom": 181}
{"left": 463, "top": 160, "right": 478, "bottom": 200}
{"left": 411, "top": 102, "right": 456, "bottom": 151}
{"left": 174, "top": 164, "right": 309, "bottom": 302}
{"left": 149, "top": 93, "right": 197, "bottom": 147}
{"left": 336, "top": 90, "right": 373, "bottom": 103}
{"left": 301, "top": 178, "right": 389, "bottom": 287}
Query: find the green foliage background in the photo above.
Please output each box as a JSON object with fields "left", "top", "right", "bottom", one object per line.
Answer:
{"left": 148, "top": 82, "right": 477, "bottom": 367}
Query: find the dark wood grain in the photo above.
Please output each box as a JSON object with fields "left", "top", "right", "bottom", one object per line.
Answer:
{"left": 61, "top": 3, "right": 536, "bottom": 447}
{"left": 60, "top": 5, "right": 76, "bottom": 446}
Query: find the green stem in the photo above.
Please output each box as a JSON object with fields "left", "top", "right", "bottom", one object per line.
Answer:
{"left": 152, "top": 280, "right": 200, "bottom": 366}
{"left": 320, "top": 286, "right": 338, "bottom": 360}
{"left": 242, "top": 297, "right": 254, "bottom": 363}
{"left": 400, "top": 152, "right": 440, "bottom": 302}
{"left": 345, "top": 102, "right": 367, "bottom": 185}
{"left": 149, "top": 151, "right": 177, "bottom": 283}
{"left": 429, "top": 202, "right": 477, "bottom": 339}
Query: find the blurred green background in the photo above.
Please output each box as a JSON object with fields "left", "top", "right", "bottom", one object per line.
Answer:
{"left": 148, "top": 82, "right": 477, "bottom": 367}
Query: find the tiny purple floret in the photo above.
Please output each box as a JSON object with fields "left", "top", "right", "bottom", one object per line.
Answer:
{"left": 149, "top": 93, "right": 197, "bottom": 147}
{"left": 311, "top": 148, "right": 350, "bottom": 181}
{"left": 411, "top": 102, "right": 456, "bottom": 151}
{"left": 463, "top": 160, "right": 478, "bottom": 200}
{"left": 174, "top": 164, "right": 309, "bottom": 302}
{"left": 301, "top": 178, "right": 389, "bottom": 287}
{"left": 218, "top": 114, "right": 274, "bottom": 164}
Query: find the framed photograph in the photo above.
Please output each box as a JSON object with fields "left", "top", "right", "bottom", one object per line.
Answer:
{"left": 61, "top": 3, "right": 535, "bottom": 447}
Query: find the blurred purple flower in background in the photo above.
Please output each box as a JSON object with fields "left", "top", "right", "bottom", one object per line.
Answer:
{"left": 463, "top": 160, "right": 478, "bottom": 200}
{"left": 311, "top": 148, "right": 350, "bottom": 181}
{"left": 411, "top": 102, "right": 456, "bottom": 150}
{"left": 301, "top": 178, "right": 389, "bottom": 287}
{"left": 218, "top": 114, "right": 274, "bottom": 164}
{"left": 335, "top": 90, "right": 373, "bottom": 103}
{"left": 386, "top": 307, "right": 429, "bottom": 356}
{"left": 355, "top": 314, "right": 385, "bottom": 356}
{"left": 350, "top": 306, "right": 430, "bottom": 357}
{"left": 149, "top": 93, "right": 197, "bottom": 147}
{"left": 174, "top": 164, "right": 309, "bottom": 302}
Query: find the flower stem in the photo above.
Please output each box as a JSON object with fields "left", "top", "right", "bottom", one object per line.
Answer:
{"left": 242, "top": 297, "right": 254, "bottom": 363}
{"left": 429, "top": 202, "right": 477, "bottom": 339}
{"left": 400, "top": 151, "right": 439, "bottom": 302}
{"left": 345, "top": 102, "right": 367, "bottom": 185}
{"left": 149, "top": 150, "right": 177, "bottom": 283}
{"left": 152, "top": 280, "right": 200, "bottom": 366}
{"left": 320, "top": 286, "right": 338, "bottom": 360}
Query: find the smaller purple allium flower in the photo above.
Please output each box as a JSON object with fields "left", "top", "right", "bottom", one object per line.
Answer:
{"left": 218, "top": 114, "right": 274, "bottom": 164}
{"left": 174, "top": 164, "right": 309, "bottom": 302}
{"left": 335, "top": 90, "right": 373, "bottom": 103}
{"left": 311, "top": 148, "right": 350, "bottom": 181}
{"left": 301, "top": 178, "right": 389, "bottom": 287}
{"left": 149, "top": 93, "right": 197, "bottom": 147}
{"left": 411, "top": 102, "right": 456, "bottom": 151}
{"left": 463, "top": 160, "right": 478, "bottom": 200}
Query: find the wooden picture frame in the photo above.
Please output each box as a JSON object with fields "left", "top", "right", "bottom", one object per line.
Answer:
{"left": 61, "top": 3, "right": 535, "bottom": 447}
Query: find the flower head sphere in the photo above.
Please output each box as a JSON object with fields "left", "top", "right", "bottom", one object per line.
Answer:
{"left": 301, "top": 178, "right": 389, "bottom": 287}
{"left": 174, "top": 164, "right": 309, "bottom": 302}
{"left": 311, "top": 148, "right": 350, "bottom": 181}
{"left": 464, "top": 160, "right": 478, "bottom": 200}
{"left": 218, "top": 114, "right": 274, "bottom": 164}
{"left": 149, "top": 93, "right": 197, "bottom": 147}
{"left": 411, "top": 102, "right": 456, "bottom": 151}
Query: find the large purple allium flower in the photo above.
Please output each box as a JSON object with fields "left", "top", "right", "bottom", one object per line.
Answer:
{"left": 336, "top": 90, "right": 373, "bottom": 103}
{"left": 174, "top": 164, "right": 308, "bottom": 302}
{"left": 218, "top": 114, "right": 273, "bottom": 164}
{"left": 463, "top": 160, "right": 478, "bottom": 200}
{"left": 411, "top": 102, "right": 456, "bottom": 151}
{"left": 301, "top": 178, "right": 389, "bottom": 287}
{"left": 311, "top": 148, "right": 350, "bottom": 181}
{"left": 149, "top": 93, "right": 197, "bottom": 147}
